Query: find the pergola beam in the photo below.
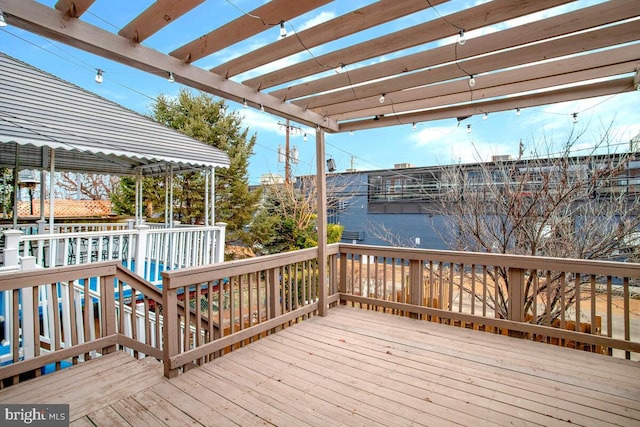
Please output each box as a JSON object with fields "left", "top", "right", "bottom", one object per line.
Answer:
{"left": 334, "top": 62, "right": 638, "bottom": 123}
{"left": 295, "top": 20, "right": 639, "bottom": 113}
{"left": 271, "top": 0, "right": 639, "bottom": 102}
{"left": 119, "top": 0, "right": 205, "bottom": 43}
{"left": 54, "top": 0, "right": 94, "bottom": 18}
{"left": 320, "top": 45, "right": 640, "bottom": 120}
{"left": 214, "top": 0, "right": 442, "bottom": 80}
{"left": 338, "top": 78, "right": 635, "bottom": 132}
{"left": 170, "top": 0, "right": 332, "bottom": 64}
{"left": 0, "top": 0, "right": 337, "bottom": 132}
{"left": 242, "top": 0, "right": 572, "bottom": 91}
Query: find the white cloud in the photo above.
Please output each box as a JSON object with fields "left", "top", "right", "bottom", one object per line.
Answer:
{"left": 297, "top": 11, "right": 336, "bottom": 31}
{"left": 237, "top": 108, "right": 281, "bottom": 133}
{"left": 407, "top": 122, "right": 522, "bottom": 165}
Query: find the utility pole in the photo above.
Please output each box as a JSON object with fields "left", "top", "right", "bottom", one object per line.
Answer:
{"left": 278, "top": 120, "right": 301, "bottom": 186}
{"left": 285, "top": 119, "right": 291, "bottom": 185}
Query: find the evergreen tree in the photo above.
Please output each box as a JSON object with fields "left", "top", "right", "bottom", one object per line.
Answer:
{"left": 113, "top": 89, "right": 260, "bottom": 244}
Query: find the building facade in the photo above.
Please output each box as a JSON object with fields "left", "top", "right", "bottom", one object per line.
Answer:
{"left": 324, "top": 150, "right": 640, "bottom": 251}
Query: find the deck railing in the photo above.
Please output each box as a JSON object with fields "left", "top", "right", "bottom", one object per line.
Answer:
{"left": 338, "top": 244, "right": 640, "bottom": 359}
{"left": 160, "top": 246, "right": 340, "bottom": 377}
{"left": 0, "top": 261, "right": 164, "bottom": 387}
{"left": 0, "top": 243, "right": 638, "bottom": 387}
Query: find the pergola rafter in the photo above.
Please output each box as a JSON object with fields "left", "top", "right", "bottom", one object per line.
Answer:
{"left": 1, "top": 0, "right": 637, "bottom": 132}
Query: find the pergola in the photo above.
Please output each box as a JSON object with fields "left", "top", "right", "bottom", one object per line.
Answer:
{"left": 1, "top": 1, "right": 638, "bottom": 132}
{"left": 1, "top": 0, "right": 638, "bottom": 301}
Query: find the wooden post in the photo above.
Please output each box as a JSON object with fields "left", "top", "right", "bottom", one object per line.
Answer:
{"left": 339, "top": 251, "right": 347, "bottom": 298}
{"left": 100, "top": 273, "right": 117, "bottom": 354}
{"left": 507, "top": 267, "right": 526, "bottom": 336}
{"left": 315, "top": 128, "right": 328, "bottom": 316}
{"left": 20, "top": 257, "right": 37, "bottom": 359}
{"left": 268, "top": 268, "right": 282, "bottom": 333}
{"left": 409, "top": 259, "right": 424, "bottom": 319}
{"left": 162, "top": 274, "right": 180, "bottom": 378}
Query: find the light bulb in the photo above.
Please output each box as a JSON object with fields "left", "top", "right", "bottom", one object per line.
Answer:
{"left": 516, "top": 108, "right": 521, "bottom": 116}
{"left": 0, "top": 10, "right": 7, "bottom": 27}
{"left": 219, "top": 105, "right": 226, "bottom": 116}
{"left": 379, "top": 93, "right": 385, "bottom": 104}
{"left": 279, "top": 21, "right": 287, "bottom": 39}
{"left": 349, "top": 131, "right": 354, "bottom": 136}
{"left": 303, "top": 133, "right": 308, "bottom": 142}
{"left": 457, "top": 30, "right": 466, "bottom": 46}
{"left": 243, "top": 98, "right": 248, "bottom": 108}
{"left": 260, "top": 104, "right": 265, "bottom": 112}
{"left": 572, "top": 112, "right": 578, "bottom": 124}
{"left": 167, "top": 71, "right": 175, "bottom": 83}
{"left": 335, "top": 63, "right": 344, "bottom": 74}
{"left": 468, "top": 75, "right": 476, "bottom": 87}
{"left": 483, "top": 113, "right": 488, "bottom": 120}
{"left": 412, "top": 122, "right": 417, "bottom": 131}
{"left": 467, "top": 124, "right": 471, "bottom": 134}
{"left": 95, "top": 69, "right": 103, "bottom": 84}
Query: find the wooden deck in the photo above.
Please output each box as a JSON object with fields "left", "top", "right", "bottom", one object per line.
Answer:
{"left": 1, "top": 306, "right": 639, "bottom": 426}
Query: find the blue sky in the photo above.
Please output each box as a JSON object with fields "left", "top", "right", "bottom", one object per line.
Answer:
{"left": 1, "top": 0, "right": 638, "bottom": 184}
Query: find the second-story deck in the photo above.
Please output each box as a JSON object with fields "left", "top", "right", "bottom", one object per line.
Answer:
{"left": 2, "top": 305, "right": 638, "bottom": 426}
{"left": 0, "top": 243, "right": 638, "bottom": 425}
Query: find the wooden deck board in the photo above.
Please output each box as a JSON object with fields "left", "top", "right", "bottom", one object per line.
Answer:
{"left": 274, "top": 317, "right": 637, "bottom": 426}
{"left": 0, "top": 306, "right": 638, "bottom": 426}
{"left": 332, "top": 308, "right": 640, "bottom": 396}
{"left": 295, "top": 316, "right": 640, "bottom": 423}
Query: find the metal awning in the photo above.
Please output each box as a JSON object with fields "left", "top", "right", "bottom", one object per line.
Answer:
{"left": 0, "top": 53, "right": 230, "bottom": 176}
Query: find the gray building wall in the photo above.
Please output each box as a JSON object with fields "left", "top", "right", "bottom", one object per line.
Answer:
{"left": 326, "top": 171, "right": 449, "bottom": 250}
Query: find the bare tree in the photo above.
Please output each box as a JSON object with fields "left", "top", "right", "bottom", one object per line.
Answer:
{"left": 56, "top": 172, "right": 118, "bottom": 200}
{"left": 366, "top": 221, "right": 419, "bottom": 248}
{"left": 250, "top": 174, "right": 351, "bottom": 254}
{"left": 434, "top": 127, "right": 640, "bottom": 323}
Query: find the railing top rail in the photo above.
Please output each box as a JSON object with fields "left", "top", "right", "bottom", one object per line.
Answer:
{"left": 114, "top": 264, "right": 163, "bottom": 301}
{"left": 50, "top": 222, "right": 130, "bottom": 227}
{"left": 147, "top": 225, "right": 222, "bottom": 234}
{"left": 0, "top": 261, "right": 119, "bottom": 290}
{"left": 16, "top": 229, "right": 138, "bottom": 241}
{"left": 338, "top": 244, "right": 640, "bottom": 278}
{"left": 162, "top": 246, "right": 332, "bottom": 289}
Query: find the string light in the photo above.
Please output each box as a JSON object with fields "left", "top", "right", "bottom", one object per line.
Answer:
{"left": 279, "top": 21, "right": 287, "bottom": 39}
{"left": 0, "top": 9, "right": 7, "bottom": 27}
{"left": 95, "top": 69, "right": 103, "bottom": 84}
{"left": 335, "top": 63, "right": 345, "bottom": 74}
{"left": 483, "top": 112, "right": 488, "bottom": 120}
{"left": 260, "top": 104, "right": 265, "bottom": 112}
{"left": 167, "top": 71, "right": 175, "bottom": 83}
{"left": 243, "top": 98, "right": 248, "bottom": 108}
{"left": 516, "top": 108, "right": 521, "bottom": 116}
{"left": 379, "top": 93, "right": 385, "bottom": 104}
{"left": 219, "top": 105, "right": 226, "bottom": 116}
{"left": 468, "top": 75, "right": 476, "bottom": 88}
{"left": 457, "top": 29, "right": 466, "bottom": 46}
{"left": 466, "top": 124, "right": 471, "bottom": 134}
{"left": 412, "top": 122, "right": 417, "bottom": 131}
{"left": 303, "top": 133, "right": 308, "bottom": 142}
{"left": 572, "top": 112, "right": 578, "bottom": 124}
